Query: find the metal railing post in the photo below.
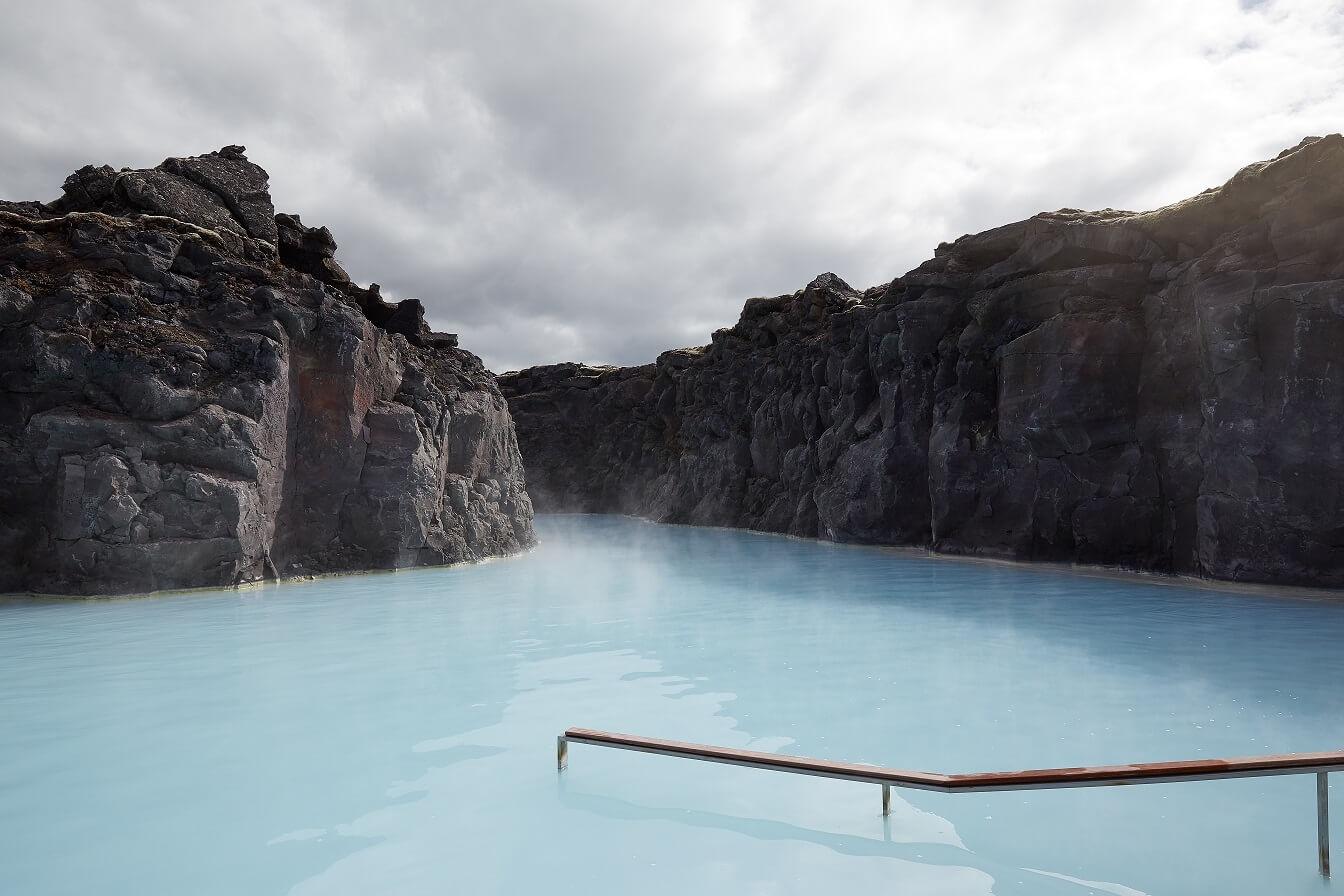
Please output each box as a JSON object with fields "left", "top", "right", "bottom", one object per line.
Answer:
{"left": 1320, "top": 772, "right": 1330, "bottom": 877}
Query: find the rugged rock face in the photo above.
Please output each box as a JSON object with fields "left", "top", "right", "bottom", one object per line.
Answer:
{"left": 0, "top": 146, "right": 534, "bottom": 595}
{"left": 500, "top": 136, "right": 1344, "bottom": 588}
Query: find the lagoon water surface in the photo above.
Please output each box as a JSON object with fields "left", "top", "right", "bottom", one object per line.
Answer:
{"left": 3, "top": 514, "right": 1343, "bottom": 895}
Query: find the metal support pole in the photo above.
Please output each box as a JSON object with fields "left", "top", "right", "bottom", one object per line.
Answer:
{"left": 558, "top": 736, "right": 569, "bottom": 771}
{"left": 881, "top": 784, "right": 891, "bottom": 816}
{"left": 1319, "top": 772, "right": 1331, "bottom": 878}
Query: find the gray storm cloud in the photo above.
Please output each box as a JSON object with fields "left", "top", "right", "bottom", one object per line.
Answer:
{"left": 2, "top": 0, "right": 1342, "bottom": 371}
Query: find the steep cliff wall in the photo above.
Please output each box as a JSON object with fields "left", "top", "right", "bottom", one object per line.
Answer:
{"left": 0, "top": 146, "right": 534, "bottom": 595}
{"left": 500, "top": 136, "right": 1344, "bottom": 588}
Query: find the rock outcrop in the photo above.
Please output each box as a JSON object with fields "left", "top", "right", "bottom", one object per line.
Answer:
{"left": 500, "top": 136, "right": 1344, "bottom": 588}
{"left": 0, "top": 146, "right": 534, "bottom": 595}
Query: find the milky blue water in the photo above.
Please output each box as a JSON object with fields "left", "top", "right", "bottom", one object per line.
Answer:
{"left": 2, "top": 515, "right": 1343, "bottom": 895}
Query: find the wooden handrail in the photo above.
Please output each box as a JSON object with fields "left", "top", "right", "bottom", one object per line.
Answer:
{"left": 557, "top": 727, "right": 1339, "bottom": 875}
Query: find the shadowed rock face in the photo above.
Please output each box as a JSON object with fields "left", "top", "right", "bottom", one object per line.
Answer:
{"left": 500, "top": 136, "right": 1344, "bottom": 588}
{"left": 0, "top": 146, "right": 534, "bottom": 596}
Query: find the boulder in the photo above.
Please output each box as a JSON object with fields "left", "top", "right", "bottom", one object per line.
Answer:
{"left": 499, "top": 136, "right": 1344, "bottom": 588}
{"left": 0, "top": 146, "right": 533, "bottom": 596}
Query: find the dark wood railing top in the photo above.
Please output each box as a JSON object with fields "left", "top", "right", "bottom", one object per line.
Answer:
{"left": 563, "top": 727, "right": 1344, "bottom": 791}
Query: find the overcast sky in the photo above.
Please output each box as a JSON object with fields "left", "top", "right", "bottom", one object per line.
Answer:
{"left": 2, "top": 1, "right": 1342, "bottom": 371}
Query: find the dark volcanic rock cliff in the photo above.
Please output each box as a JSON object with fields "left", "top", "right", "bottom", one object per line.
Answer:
{"left": 1, "top": 146, "right": 534, "bottom": 595}
{"left": 500, "top": 136, "right": 1344, "bottom": 588}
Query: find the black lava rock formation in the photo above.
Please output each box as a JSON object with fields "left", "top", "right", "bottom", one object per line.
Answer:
{"left": 1, "top": 146, "right": 534, "bottom": 595}
{"left": 500, "top": 136, "right": 1344, "bottom": 588}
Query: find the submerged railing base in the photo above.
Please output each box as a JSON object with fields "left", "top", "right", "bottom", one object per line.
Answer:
{"left": 557, "top": 727, "right": 1338, "bottom": 876}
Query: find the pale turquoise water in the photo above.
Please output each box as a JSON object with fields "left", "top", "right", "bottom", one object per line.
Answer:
{"left": 2, "top": 515, "right": 1342, "bottom": 895}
